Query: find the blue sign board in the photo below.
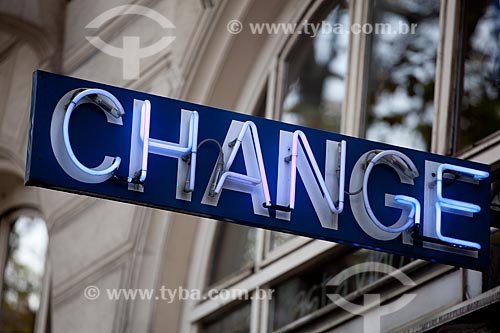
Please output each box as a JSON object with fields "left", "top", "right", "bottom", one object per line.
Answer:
{"left": 26, "top": 71, "right": 491, "bottom": 270}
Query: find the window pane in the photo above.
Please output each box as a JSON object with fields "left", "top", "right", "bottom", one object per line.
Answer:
{"left": 281, "top": 0, "right": 349, "bottom": 133}
{"left": 208, "top": 223, "right": 256, "bottom": 285}
{"left": 0, "top": 216, "right": 48, "bottom": 332}
{"left": 484, "top": 230, "right": 500, "bottom": 291}
{"left": 484, "top": 175, "right": 500, "bottom": 291}
{"left": 269, "top": 231, "right": 295, "bottom": 252}
{"left": 269, "top": 249, "right": 412, "bottom": 331}
{"left": 276, "top": 0, "right": 349, "bottom": 253}
{"left": 200, "top": 302, "right": 251, "bottom": 333}
{"left": 365, "top": 0, "right": 440, "bottom": 151}
{"left": 456, "top": 0, "right": 500, "bottom": 151}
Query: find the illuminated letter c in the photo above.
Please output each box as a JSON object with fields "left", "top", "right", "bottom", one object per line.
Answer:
{"left": 50, "top": 88, "right": 124, "bottom": 183}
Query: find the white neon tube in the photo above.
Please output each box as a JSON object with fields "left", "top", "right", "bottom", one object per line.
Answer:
{"left": 288, "top": 130, "right": 346, "bottom": 214}
{"left": 138, "top": 100, "right": 151, "bottom": 182}
{"left": 435, "top": 202, "right": 481, "bottom": 250}
{"left": 433, "top": 163, "right": 488, "bottom": 249}
{"left": 215, "top": 121, "right": 271, "bottom": 206}
{"left": 62, "top": 89, "right": 123, "bottom": 177}
{"left": 362, "top": 150, "right": 418, "bottom": 233}
{"left": 214, "top": 172, "right": 261, "bottom": 193}
{"left": 188, "top": 112, "right": 199, "bottom": 193}
{"left": 147, "top": 111, "right": 199, "bottom": 158}
{"left": 436, "top": 164, "right": 488, "bottom": 213}
{"left": 393, "top": 195, "right": 420, "bottom": 232}
{"left": 138, "top": 107, "right": 199, "bottom": 191}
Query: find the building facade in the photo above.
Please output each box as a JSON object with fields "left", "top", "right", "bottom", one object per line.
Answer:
{"left": 0, "top": 0, "right": 499, "bottom": 332}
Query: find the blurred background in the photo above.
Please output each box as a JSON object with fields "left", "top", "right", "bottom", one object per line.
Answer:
{"left": 0, "top": 0, "right": 499, "bottom": 332}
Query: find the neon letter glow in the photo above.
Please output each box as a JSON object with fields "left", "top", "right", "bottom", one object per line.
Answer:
{"left": 434, "top": 163, "right": 489, "bottom": 250}
{"left": 50, "top": 88, "right": 124, "bottom": 183}
{"left": 129, "top": 99, "right": 199, "bottom": 193}
{"left": 362, "top": 150, "right": 419, "bottom": 233}
{"left": 287, "top": 130, "right": 346, "bottom": 214}
{"left": 213, "top": 121, "right": 271, "bottom": 206}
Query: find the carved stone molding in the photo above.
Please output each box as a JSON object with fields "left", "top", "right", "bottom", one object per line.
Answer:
{"left": 51, "top": 204, "right": 147, "bottom": 299}
{"left": 0, "top": 13, "right": 52, "bottom": 62}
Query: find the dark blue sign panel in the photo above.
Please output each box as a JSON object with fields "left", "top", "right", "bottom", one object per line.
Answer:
{"left": 26, "top": 71, "right": 491, "bottom": 270}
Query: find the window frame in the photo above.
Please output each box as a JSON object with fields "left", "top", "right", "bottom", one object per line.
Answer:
{"left": 446, "top": 0, "right": 500, "bottom": 156}
{"left": 263, "top": 0, "right": 354, "bottom": 264}
{"left": 360, "top": 0, "right": 450, "bottom": 155}
{"left": 432, "top": 0, "right": 462, "bottom": 155}
{"left": 204, "top": 221, "right": 257, "bottom": 290}
{"left": 262, "top": 233, "right": 312, "bottom": 266}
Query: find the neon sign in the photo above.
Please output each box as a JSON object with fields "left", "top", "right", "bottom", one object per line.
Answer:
{"left": 27, "top": 71, "right": 492, "bottom": 270}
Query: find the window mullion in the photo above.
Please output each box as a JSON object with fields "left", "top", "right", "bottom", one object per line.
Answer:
{"left": 259, "top": 285, "right": 271, "bottom": 333}
{"left": 432, "top": 0, "right": 461, "bottom": 155}
{"left": 255, "top": 228, "right": 266, "bottom": 269}
{"left": 266, "top": 58, "right": 278, "bottom": 120}
{"left": 342, "top": 0, "right": 371, "bottom": 137}
{"left": 250, "top": 292, "right": 261, "bottom": 333}
{"left": 273, "top": 57, "right": 287, "bottom": 121}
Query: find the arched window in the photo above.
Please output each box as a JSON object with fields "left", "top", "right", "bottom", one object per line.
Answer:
{"left": 0, "top": 211, "right": 49, "bottom": 332}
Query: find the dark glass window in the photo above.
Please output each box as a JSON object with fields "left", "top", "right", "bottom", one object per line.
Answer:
{"left": 426, "top": 301, "right": 500, "bottom": 332}
{"left": 365, "top": 0, "right": 440, "bottom": 151}
{"left": 268, "top": 249, "right": 412, "bottom": 331}
{"left": 455, "top": 0, "right": 500, "bottom": 151}
{"left": 484, "top": 174, "right": 500, "bottom": 291}
{"left": 201, "top": 302, "right": 251, "bottom": 333}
